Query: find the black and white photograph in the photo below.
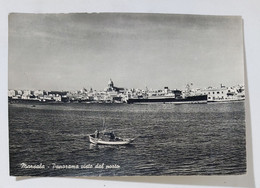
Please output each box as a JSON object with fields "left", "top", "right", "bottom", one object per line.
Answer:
{"left": 8, "top": 13, "right": 246, "bottom": 177}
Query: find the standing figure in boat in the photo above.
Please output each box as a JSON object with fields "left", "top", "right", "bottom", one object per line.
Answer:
{"left": 94, "top": 130, "right": 100, "bottom": 138}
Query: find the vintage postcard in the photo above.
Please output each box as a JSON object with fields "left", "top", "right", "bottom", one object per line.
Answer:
{"left": 8, "top": 13, "right": 246, "bottom": 176}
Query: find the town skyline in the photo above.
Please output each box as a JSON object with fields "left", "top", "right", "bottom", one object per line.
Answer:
{"left": 9, "top": 13, "right": 245, "bottom": 91}
{"left": 8, "top": 79, "right": 244, "bottom": 92}
{"left": 8, "top": 80, "right": 245, "bottom": 104}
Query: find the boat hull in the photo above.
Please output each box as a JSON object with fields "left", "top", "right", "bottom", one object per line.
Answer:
{"left": 89, "top": 135, "right": 134, "bottom": 145}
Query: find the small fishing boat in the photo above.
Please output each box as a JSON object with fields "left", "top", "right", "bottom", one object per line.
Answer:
{"left": 89, "top": 130, "right": 135, "bottom": 145}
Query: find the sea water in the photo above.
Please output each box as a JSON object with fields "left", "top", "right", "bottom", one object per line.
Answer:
{"left": 9, "top": 102, "right": 246, "bottom": 176}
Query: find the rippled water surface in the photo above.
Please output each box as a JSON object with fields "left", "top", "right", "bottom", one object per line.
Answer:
{"left": 9, "top": 102, "right": 246, "bottom": 176}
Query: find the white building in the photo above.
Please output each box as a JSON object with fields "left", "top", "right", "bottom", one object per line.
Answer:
{"left": 17, "top": 90, "right": 23, "bottom": 95}
{"left": 8, "top": 90, "right": 18, "bottom": 97}
{"left": 53, "top": 95, "right": 62, "bottom": 102}
{"left": 34, "top": 90, "right": 44, "bottom": 96}
{"left": 201, "top": 85, "right": 245, "bottom": 102}
{"left": 23, "top": 90, "right": 32, "bottom": 96}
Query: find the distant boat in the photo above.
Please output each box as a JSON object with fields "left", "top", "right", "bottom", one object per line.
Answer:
{"left": 89, "top": 130, "right": 135, "bottom": 145}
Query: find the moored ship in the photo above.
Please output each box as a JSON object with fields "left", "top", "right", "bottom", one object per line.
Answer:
{"left": 126, "top": 84, "right": 208, "bottom": 104}
{"left": 127, "top": 94, "right": 208, "bottom": 104}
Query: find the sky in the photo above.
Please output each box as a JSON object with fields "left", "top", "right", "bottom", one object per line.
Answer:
{"left": 8, "top": 13, "right": 245, "bottom": 91}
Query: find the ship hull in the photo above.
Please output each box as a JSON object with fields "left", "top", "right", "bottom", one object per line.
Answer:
{"left": 127, "top": 95, "right": 208, "bottom": 104}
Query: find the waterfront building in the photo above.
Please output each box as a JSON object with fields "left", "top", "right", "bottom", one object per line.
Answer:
{"left": 201, "top": 84, "right": 245, "bottom": 102}
{"left": 48, "top": 91, "right": 68, "bottom": 96}
{"left": 34, "top": 90, "right": 44, "bottom": 96}
{"left": 53, "top": 95, "right": 62, "bottom": 102}
{"left": 23, "top": 90, "right": 32, "bottom": 96}
{"left": 8, "top": 90, "right": 18, "bottom": 97}
{"left": 17, "top": 90, "right": 23, "bottom": 95}
{"left": 20, "top": 90, "right": 33, "bottom": 99}
{"left": 21, "top": 94, "right": 29, "bottom": 99}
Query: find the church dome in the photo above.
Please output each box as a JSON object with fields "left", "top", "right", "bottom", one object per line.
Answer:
{"left": 108, "top": 79, "right": 114, "bottom": 87}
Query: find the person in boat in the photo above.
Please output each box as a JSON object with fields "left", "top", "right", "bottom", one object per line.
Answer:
{"left": 110, "top": 132, "right": 115, "bottom": 140}
{"left": 94, "top": 130, "right": 100, "bottom": 138}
